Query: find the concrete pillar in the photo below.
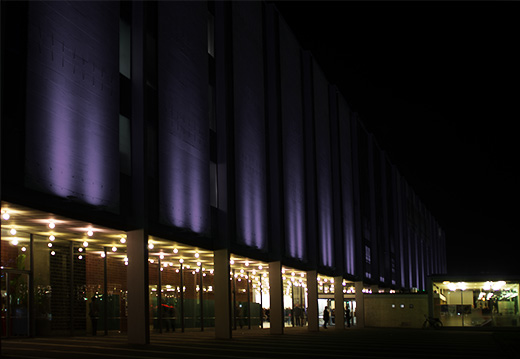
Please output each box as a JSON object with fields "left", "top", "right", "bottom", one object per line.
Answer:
{"left": 127, "top": 229, "right": 149, "bottom": 344}
{"left": 214, "top": 249, "right": 232, "bottom": 339}
{"left": 334, "top": 276, "right": 345, "bottom": 330}
{"left": 269, "top": 261, "right": 283, "bottom": 335}
{"left": 354, "top": 281, "right": 365, "bottom": 328}
{"left": 306, "top": 270, "right": 319, "bottom": 332}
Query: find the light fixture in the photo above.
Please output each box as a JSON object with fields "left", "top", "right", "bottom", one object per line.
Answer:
{"left": 48, "top": 222, "right": 55, "bottom": 229}
{"left": 2, "top": 212, "right": 10, "bottom": 220}
{"left": 159, "top": 254, "right": 164, "bottom": 259}
{"left": 83, "top": 241, "right": 89, "bottom": 247}
{"left": 148, "top": 243, "right": 154, "bottom": 249}
{"left": 51, "top": 251, "right": 56, "bottom": 256}
{"left": 78, "top": 255, "right": 83, "bottom": 260}
{"left": 78, "top": 247, "right": 84, "bottom": 252}
{"left": 195, "top": 252, "right": 199, "bottom": 258}
{"left": 112, "top": 246, "right": 117, "bottom": 252}
{"left": 173, "top": 248, "right": 178, "bottom": 254}
{"left": 120, "top": 237, "right": 126, "bottom": 244}
{"left": 10, "top": 228, "right": 16, "bottom": 235}
{"left": 21, "top": 246, "right": 27, "bottom": 252}
{"left": 101, "top": 252, "right": 106, "bottom": 258}
{"left": 49, "top": 235, "right": 55, "bottom": 241}
{"left": 179, "top": 258, "right": 184, "bottom": 263}
{"left": 230, "top": 259, "right": 234, "bottom": 265}
{"left": 48, "top": 243, "right": 52, "bottom": 248}
{"left": 11, "top": 239, "right": 19, "bottom": 246}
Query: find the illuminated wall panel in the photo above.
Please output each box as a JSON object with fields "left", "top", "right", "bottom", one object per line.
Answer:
{"left": 279, "top": 18, "right": 306, "bottom": 261}
{"left": 313, "top": 64, "right": 334, "bottom": 268}
{"left": 338, "top": 96, "right": 355, "bottom": 275}
{"left": 25, "top": 2, "right": 120, "bottom": 212}
{"left": 158, "top": 2, "right": 209, "bottom": 234}
{"left": 232, "top": 1, "right": 268, "bottom": 250}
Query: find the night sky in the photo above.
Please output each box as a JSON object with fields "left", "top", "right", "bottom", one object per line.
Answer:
{"left": 272, "top": 1, "right": 519, "bottom": 276}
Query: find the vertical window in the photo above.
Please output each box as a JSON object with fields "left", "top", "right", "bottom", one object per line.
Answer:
{"left": 119, "top": 115, "right": 131, "bottom": 175}
{"left": 208, "top": 84, "right": 216, "bottom": 131}
{"left": 210, "top": 162, "right": 218, "bottom": 207}
{"left": 365, "top": 245, "right": 371, "bottom": 264}
{"left": 119, "top": 18, "right": 131, "bottom": 78}
{"left": 207, "top": 13, "right": 215, "bottom": 57}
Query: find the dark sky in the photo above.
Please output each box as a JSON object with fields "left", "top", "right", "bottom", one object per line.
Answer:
{"left": 272, "top": 1, "right": 520, "bottom": 276}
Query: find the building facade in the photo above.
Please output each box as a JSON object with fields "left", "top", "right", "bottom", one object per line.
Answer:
{"left": 1, "top": 1, "right": 447, "bottom": 342}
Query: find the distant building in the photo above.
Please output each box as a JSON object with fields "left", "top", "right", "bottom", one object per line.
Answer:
{"left": 1, "top": 1, "right": 446, "bottom": 341}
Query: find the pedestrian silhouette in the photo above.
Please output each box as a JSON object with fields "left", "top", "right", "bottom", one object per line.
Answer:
{"left": 323, "top": 306, "right": 330, "bottom": 329}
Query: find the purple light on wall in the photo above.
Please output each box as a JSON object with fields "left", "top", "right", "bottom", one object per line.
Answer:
{"left": 25, "top": 2, "right": 120, "bottom": 212}
{"left": 233, "top": 1, "right": 267, "bottom": 250}
{"left": 313, "top": 64, "right": 334, "bottom": 268}
{"left": 158, "top": 2, "right": 209, "bottom": 235}
{"left": 338, "top": 98, "right": 355, "bottom": 275}
{"left": 280, "top": 17, "right": 306, "bottom": 261}
{"left": 235, "top": 140, "right": 267, "bottom": 249}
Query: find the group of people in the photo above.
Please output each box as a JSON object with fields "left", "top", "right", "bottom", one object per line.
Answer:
{"left": 283, "top": 305, "right": 306, "bottom": 326}
{"left": 322, "top": 305, "right": 352, "bottom": 329}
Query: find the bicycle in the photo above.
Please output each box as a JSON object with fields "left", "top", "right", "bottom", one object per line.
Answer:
{"left": 422, "top": 314, "right": 443, "bottom": 329}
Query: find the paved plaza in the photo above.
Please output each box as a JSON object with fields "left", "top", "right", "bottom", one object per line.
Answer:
{"left": 2, "top": 327, "right": 519, "bottom": 359}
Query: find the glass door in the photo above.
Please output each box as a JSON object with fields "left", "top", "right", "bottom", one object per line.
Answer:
{"left": 1, "top": 271, "right": 30, "bottom": 337}
{"left": 1, "top": 271, "right": 7, "bottom": 337}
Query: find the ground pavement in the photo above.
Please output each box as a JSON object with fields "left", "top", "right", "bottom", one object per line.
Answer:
{"left": 2, "top": 326, "right": 519, "bottom": 358}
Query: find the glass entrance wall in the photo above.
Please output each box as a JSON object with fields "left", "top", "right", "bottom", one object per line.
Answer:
{"left": 317, "top": 274, "right": 335, "bottom": 327}
{"left": 1, "top": 228, "right": 31, "bottom": 337}
{"left": 148, "top": 237, "right": 214, "bottom": 332}
{"left": 1, "top": 228, "right": 31, "bottom": 271}
{"left": 343, "top": 280, "right": 356, "bottom": 326}
{"left": 1, "top": 202, "right": 128, "bottom": 338}
{"left": 433, "top": 280, "right": 520, "bottom": 327}
{"left": 229, "top": 255, "right": 268, "bottom": 329}
{"left": 282, "top": 266, "right": 307, "bottom": 327}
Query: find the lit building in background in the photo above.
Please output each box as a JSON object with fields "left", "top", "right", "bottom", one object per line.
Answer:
{"left": 1, "top": 1, "right": 449, "bottom": 341}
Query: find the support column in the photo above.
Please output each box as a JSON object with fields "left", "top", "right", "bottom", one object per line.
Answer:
{"left": 269, "top": 261, "right": 283, "bottom": 335}
{"left": 354, "top": 281, "right": 365, "bottom": 328}
{"left": 214, "top": 249, "right": 231, "bottom": 339}
{"left": 306, "top": 270, "right": 318, "bottom": 332}
{"left": 334, "top": 277, "right": 345, "bottom": 330}
{"left": 127, "top": 229, "right": 149, "bottom": 344}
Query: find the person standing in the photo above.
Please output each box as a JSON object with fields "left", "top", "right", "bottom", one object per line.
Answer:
{"left": 323, "top": 306, "right": 330, "bottom": 329}
{"left": 345, "top": 306, "right": 351, "bottom": 327}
